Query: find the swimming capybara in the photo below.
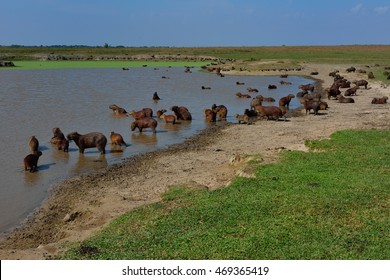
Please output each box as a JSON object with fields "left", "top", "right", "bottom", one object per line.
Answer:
{"left": 129, "top": 108, "right": 153, "bottom": 120}
{"left": 152, "top": 92, "right": 161, "bottom": 100}
{"left": 131, "top": 117, "right": 157, "bottom": 133}
{"left": 28, "top": 136, "right": 39, "bottom": 154}
{"left": 109, "top": 131, "right": 128, "bottom": 146}
{"left": 67, "top": 132, "right": 107, "bottom": 155}
{"left": 24, "top": 151, "right": 42, "bottom": 173}
{"left": 159, "top": 114, "right": 177, "bottom": 124}
{"left": 109, "top": 104, "right": 128, "bottom": 116}
{"left": 50, "top": 127, "right": 66, "bottom": 145}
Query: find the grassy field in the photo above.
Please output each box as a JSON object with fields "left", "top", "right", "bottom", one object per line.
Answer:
{"left": 63, "top": 130, "right": 390, "bottom": 260}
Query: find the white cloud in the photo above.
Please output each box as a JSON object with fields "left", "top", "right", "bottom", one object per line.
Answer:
{"left": 351, "top": 3, "right": 363, "bottom": 13}
{"left": 374, "top": 6, "right": 390, "bottom": 15}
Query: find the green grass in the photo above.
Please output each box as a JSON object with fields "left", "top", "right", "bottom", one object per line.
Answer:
{"left": 63, "top": 130, "right": 390, "bottom": 260}
{"left": 3, "top": 60, "right": 207, "bottom": 70}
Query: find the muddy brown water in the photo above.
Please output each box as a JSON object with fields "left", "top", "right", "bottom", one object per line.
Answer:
{"left": 0, "top": 67, "right": 313, "bottom": 233}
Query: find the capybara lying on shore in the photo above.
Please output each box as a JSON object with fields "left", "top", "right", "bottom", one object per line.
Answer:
{"left": 28, "top": 136, "right": 39, "bottom": 154}
{"left": 256, "top": 105, "right": 286, "bottom": 121}
{"left": 110, "top": 131, "right": 128, "bottom": 146}
{"left": 371, "top": 97, "right": 388, "bottom": 104}
{"left": 24, "top": 151, "right": 42, "bottom": 173}
{"left": 234, "top": 114, "right": 254, "bottom": 124}
{"left": 131, "top": 117, "right": 157, "bottom": 133}
{"left": 337, "top": 95, "right": 355, "bottom": 103}
{"left": 171, "top": 106, "right": 192, "bottom": 120}
{"left": 67, "top": 132, "right": 107, "bottom": 155}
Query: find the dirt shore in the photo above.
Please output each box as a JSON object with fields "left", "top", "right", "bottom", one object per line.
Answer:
{"left": 0, "top": 63, "right": 389, "bottom": 260}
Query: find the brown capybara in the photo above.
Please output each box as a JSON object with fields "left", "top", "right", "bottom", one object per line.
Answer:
{"left": 211, "top": 104, "right": 228, "bottom": 120}
{"left": 352, "top": 79, "right": 368, "bottom": 89}
{"left": 319, "top": 101, "right": 329, "bottom": 111}
{"left": 236, "top": 92, "right": 251, "bottom": 98}
{"left": 110, "top": 131, "right": 128, "bottom": 146}
{"left": 129, "top": 108, "right": 153, "bottom": 120}
{"left": 159, "top": 114, "right": 176, "bottom": 124}
{"left": 344, "top": 85, "right": 359, "bottom": 96}
{"left": 171, "top": 106, "right": 192, "bottom": 121}
{"left": 250, "top": 98, "right": 262, "bottom": 110}
{"left": 299, "top": 84, "right": 315, "bottom": 92}
{"left": 255, "top": 105, "right": 286, "bottom": 121}
{"left": 301, "top": 99, "right": 320, "bottom": 115}
{"left": 337, "top": 95, "right": 355, "bottom": 103}
{"left": 326, "top": 84, "right": 341, "bottom": 99}
{"left": 247, "top": 87, "right": 259, "bottom": 93}
{"left": 67, "top": 132, "right": 107, "bottom": 155}
{"left": 268, "top": 84, "right": 277, "bottom": 89}
{"left": 109, "top": 104, "right": 128, "bottom": 116}
{"left": 28, "top": 136, "right": 39, "bottom": 154}
{"left": 204, "top": 109, "right": 216, "bottom": 122}
{"left": 156, "top": 109, "right": 167, "bottom": 118}
{"left": 50, "top": 127, "right": 66, "bottom": 145}
{"left": 279, "top": 94, "right": 295, "bottom": 107}
{"left": 234, "top": 114, "right": 254, "bottom": 124}
{"left": 57, "top": 139, "right": 69, "bottom": 152}
{"left": 24, "top": 151, "right": 42, "bottom": 173}
{"left": 256, "top": 95, "right": 275, "bottom": 102}
{"left": 131, "top": 117, "right": 157, "bottom": 133}
{"left": 371, "top": 97, "right": 388, "bottom": 104}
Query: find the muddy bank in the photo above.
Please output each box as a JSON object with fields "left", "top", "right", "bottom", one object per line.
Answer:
{"left": 0, "top": 63, "right": 389, "bottom": 259}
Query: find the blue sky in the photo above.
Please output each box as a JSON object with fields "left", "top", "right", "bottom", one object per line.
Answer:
{"left": 1, "top": 0, "right": 390, "bottom": 46}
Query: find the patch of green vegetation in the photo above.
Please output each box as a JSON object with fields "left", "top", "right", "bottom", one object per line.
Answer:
{"left": 63, "top": 130, "right": 390, "bottom": 260}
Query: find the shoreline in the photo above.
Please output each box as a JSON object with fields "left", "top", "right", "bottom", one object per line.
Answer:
{"left": 0, "top": 62, "right": 389, "bottom": 259}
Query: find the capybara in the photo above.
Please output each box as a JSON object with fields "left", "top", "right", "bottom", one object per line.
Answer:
{"left": 256, "top": 95, "right": 275, "bottom": 102}
{"left": 247, "top": 87, "right": 259, "bottom": 92}
{"left": 256, "top": 105, "right": 286, "bottom": 121}
{"left": 109, "top": 104, "right": 128, "bottom": 116}
{"left": 67, "top": 132, "right": 107, "bottom": 155}
{"left": 279, "top": 94, "right": 295, "bottom": 107}
{"left": 344, "top": 85, "right": 359, "bottom": 96}
{"left": 156, "top": 109, "right": 167, "bottom": 118}
{"left": 204, "top": 109, "right": 216, "bottom": 122}
{"left": 326, "top": 84, "right": 341, "bottom": 99}
{"left": 236, "top": 92, "right": 251, "bottom": 98}
{"left": 110, "top": 131, "right": 128, "bottom": 146}
{"left": 268, "top": 84, "right": 277, "bottom": 89}
{"left": 234, "top": 114, "right": 254, "bottom": 124}
{"left": 250, "top": 98, "right": 262, "bottom": 110}
{"left": 337, "top": 95, "right": 355, "bottom": 103}
{"left": 50, "top": 127, "right": 65, "bottom": 145}
{"left": 299, "top": 84, "right": 315, "bottom": 92}
{"left": 24, "top": 151, "right": 42, "bottom": 173}
{"left": 352, "top": 79, "right": 368, "bottom": 89}
{"left": 152, "top": 92, "right": 161, "bottom": 100}
{"left": 129, "top": 108, "right": 153, "bottom": 120}
{"left": 28, "top": 136, "right": 39, "bottom": 154}
{"left": 301, "top": 99, "right": 320, "bottom": 115}
{"left": 57, "top": 139, "right": 69, "bottom": 152}
{"left": 160, "top": 113, "right": 177, "bottom": 124}
{"left": 171, "top": 106, "right": 192, "bottom": 121}
{"left": 371, "top": 97, "right": 388, "bottom": 104}
{"left": 131, "top": 117, "right": 158, "bottom": 133}
{"left": 211, "top": 104, "right": 228, "bottom": 120}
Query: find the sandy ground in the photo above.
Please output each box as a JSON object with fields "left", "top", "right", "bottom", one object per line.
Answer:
{"left": 0, "top": 63, "right": 389, "bottom": 259}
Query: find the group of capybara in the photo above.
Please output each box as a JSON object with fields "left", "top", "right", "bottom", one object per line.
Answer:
{"left": 24, "top": 65, "right": 388, "bottom": 172}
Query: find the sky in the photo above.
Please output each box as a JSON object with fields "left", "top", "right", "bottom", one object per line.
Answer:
{"left": 1, "top": 0, "right": 390, "bottom": 47}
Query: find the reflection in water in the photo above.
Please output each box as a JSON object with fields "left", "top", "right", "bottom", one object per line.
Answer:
{"left": 0, "top": 67, "right": 314, "bottom": 233}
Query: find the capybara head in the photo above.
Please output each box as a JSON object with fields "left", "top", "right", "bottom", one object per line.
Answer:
{"left": 67, "top": 132, "right": 81, "bottom": 141}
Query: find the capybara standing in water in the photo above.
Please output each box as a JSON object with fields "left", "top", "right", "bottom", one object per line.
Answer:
{"left": 211, "top": 104, "right": 228, "bottom": 120}
{"left": 24, "top": 151, "right": 42, "bottom": 173}
{"left": 28, "top": 136, "right": 39, "bottom": 154}
{"left": 50, "top": 127, "right": 65, "bottom": 145}
{"left": 110, "top": 131, "right": 128, "bottom": 146}
{"left": 57, "top": 139, "right": 69, "bottom": 152}
{"left": 67, "top": 132, "right": 107, "bottom": 155}
{"left": 204, "top": 109, "right": 216, "bottom": 122}
{"left": 278, "top": 94, "right": 295, "bottom": 108}
{"left": 131, "top": 117, "right": 158, "bottom": 133}
{"left": 171, "top": 106, "right": 192, "bottom": 121}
